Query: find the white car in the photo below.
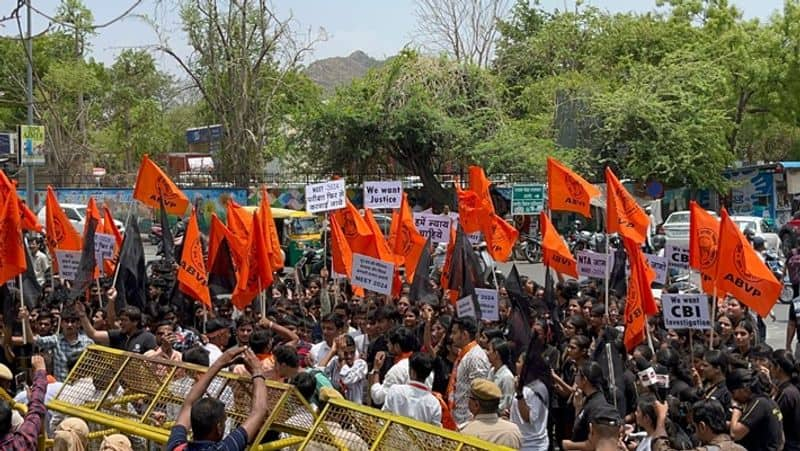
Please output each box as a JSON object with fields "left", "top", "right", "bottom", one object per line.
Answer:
{"left": 730, "top": 215, "right": 781, "bottom": 254}
{"left": 660, "top": 209, "right": 719, "bottom": 247}
{"left": 36, "top": 203, "right": 124, "bottom": 235}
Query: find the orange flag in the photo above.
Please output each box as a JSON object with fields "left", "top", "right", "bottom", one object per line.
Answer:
{"left": 468, "top": 166, "right": 495, "bottom": 215}
{"left": 178, "top": 209, "right": 211, "bottom": 308}
{"left": 0, "top": 193, "right": 26, "bottom": 284}
{"left": 388, "top": 193, "right": 427, "bottom": 282}
{"left": 540, "top": 212, "right": 577, "bottom": 278}
{"left": 622, "top": 236, "right": 656, "bottom": 351}
{"left": 83, "top": 197, "right": 103, "bottom": 237}
{"left": 334, "top": 199, "right": 377, "bottom": 258}
{"left": 45, "top": 186, "right": 83, "bottom": 271}
{"left": 364, "top": 208, "right": 401, "bottom": 296}
{"left": 208, "top": 214, "right": 243, "bottom": 269}
{"left": 258, "top": 188, "right": 284, "bottom": 270}
{"left": 455, "top": 181, "right": 492, "bottom": 234}
{"left": 226, "top": 200, "right": 252, "bottom": 252}
{"left": 689, "top": 201, "right": 720, "bottom": 295}
{"left": 605, "top": 167, "right": 649, "bottom": 245}
{"left": 232, "top": 213, "right": 273, "bottom": 309}
{"left": 485, "top": 214, "right": 519, "bottom": 263}
{"left": 330, "top": 213, "right": 354, "bottom": 278}
{"left": 102, "top": 206, "right": 123, "bottom": 248}
{"left": 715, "top": 209, "right": 781, "bottom": 318}
{"left": 0, "top": 170, "right": 41, "bottom": 232}
{"left": 547, "top": 157, "right": 600, "bottom": 217}
{"left": 132, "top": 155, "right": 190, "bottom": 215}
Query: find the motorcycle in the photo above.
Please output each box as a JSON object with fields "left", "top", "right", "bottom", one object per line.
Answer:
{"left": 513, "top": 234, "right": 542, "bottom": 264}
{"left": 473, "top": 241, "right": 505, "bottom": 288}
{"left": 764, "top": 250, "right": 793, "bottom": 304}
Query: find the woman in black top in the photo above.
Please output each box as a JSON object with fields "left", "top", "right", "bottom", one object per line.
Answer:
{"left": 562, "top": 361, "right": 614, "bottom": 450}
{"left": 769, "top": 350, "right": 800, "bottom": 451}
{"left": 728, "top": 368, "right": 785, "bottom": 451}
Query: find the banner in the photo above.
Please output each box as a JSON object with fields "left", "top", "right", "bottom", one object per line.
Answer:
{"left": 456, "top": 295, "right": 477, "bottom": 318}
{"left": 665, "top": 243, "right": 690, "bottom": 271}
{"left": 94, "top": 233, "right": 116, "bottom": 274}
{"left": 351, "top": 253, "right": 395, "bottom": 295}
{"left": 413, "top": 213, "right": 451, "bottom": 243}
{"left": 363, "top": 181, "right": 403, "bottom": 209}
{"left": 55, "top": 250, "right": 81, "bottom": 281}
{"left": 576, "top": 250, "right": 614, "bottom": 278}
{"left": 662, "top": 294, "right": 711, "bottom": 330}
{"left": 305, "top": 179, "right": 346, "bottom": 213}
{"left": 644, "top": 254, "right": 668, "bottom": 285}
{"left": 475, "top": 288, "right": 499, "bottom": 321}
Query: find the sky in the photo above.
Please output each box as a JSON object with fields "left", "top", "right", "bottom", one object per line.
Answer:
{"left": 1, "top": 0, "right": 787, "bottom": 75}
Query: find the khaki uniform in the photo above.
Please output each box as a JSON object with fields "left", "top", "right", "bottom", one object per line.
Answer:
{"left": 652, "top": 433, "right": 746, "bottom": 451}
{"left": 460, "top": 413, "right": 522, "bottom": 449}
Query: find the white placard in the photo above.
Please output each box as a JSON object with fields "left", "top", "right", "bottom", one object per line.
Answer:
{"left": 475, "top": 288, "right": 499, "bottom": 321}
{"left": 55, "top": 250, "right": 82, "bottom": 281}
{"left": 576, "top": 250, "right": 614, "bottom": 278}
{"left": 351, "top": 253, "right": 394, "bottom": 295}
{"left": 363, "top": 181, "right": 403, "bottom": 209}
{"left": 644, "top": 254, "right": 668, "bottom": 285}
{"left": 456, "top": 295, "right": 476, "bottom": 318}
{"left": 305, "top": 179, "right": 346, "bottom": 213}
{"left": 94, "top": 233, "right": 116, "bottom": 274}
{"left": 661, "top": 294, "right": 711, "bottom": 330}
{"left": 413, "top": 213, "right": 452, "bottom": 243}
{"left": 666, "top": 243, "right": 690, "bottom": 270}
{"left": 467, "top": 231, "right": 483, "bottom": 245}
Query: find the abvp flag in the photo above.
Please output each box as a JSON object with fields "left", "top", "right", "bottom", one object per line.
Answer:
{"left": 258, "top": 188, "right": 284, "bottom": 270}
{"left": 0, "top": 194, "right": 26, "bottom": 285}
{"left": 329, "top": 213, "right": 353, "bottom": 278}
{"left": 689, "top": 201, "right": 720, "bottom": 295}
{"left": 388, "top": 193, "right": 427, "bottom": 282}
{"left": 715, "top": 209, "right": 781, "bottom": 318}
{"left": 539, "top": 212, "right": 577, "bottom": 278}
{"left": 132, "top": 155, "right": 189, "bottom": 215}
{"left": 547, "top": 157, "right": 600, "bottom": 217}
{"left": 177, "top": 209, "right": 211, "bottom": 308}
{"left": 605, "top": 168, "right": 649, "bottom": 245}
{"left": 485, "top": 214, "right": 518, "bottom": 263}
{"left": 232, "top": 213, "right": 273, "bottom": 309}
{"left": 0, "top": 170, "right": 41, "bottom": 232}
{"left": 622, "top": 237, "right": 656, "bottom": 351}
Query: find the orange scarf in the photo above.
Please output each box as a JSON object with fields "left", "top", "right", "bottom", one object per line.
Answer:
{"left": 446, "top": 340, "right": 478, "bottom": 409}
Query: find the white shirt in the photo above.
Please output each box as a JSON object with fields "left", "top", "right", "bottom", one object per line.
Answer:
{"left": 510, "top": 379, "right": 549, "bottom": 451}
{"left": 489, "top": 364, "right": 516, "bottom": 414}
{"left": 203, "top": 342, "right": 223, "bottom": 365}
{"left": 309, "top": 340, "right": 332, "bottom": 367}
{"left": 370, "top": 357, "right": 434, "bottom": 405}
{"left": 452, "top": 344, "right": 491, "bottom": 425}
{"left": 324, "top": 357, "right": 368, "bottom": 404}
{"left": 382, "top": 382, "right": 441, "bottom": 426}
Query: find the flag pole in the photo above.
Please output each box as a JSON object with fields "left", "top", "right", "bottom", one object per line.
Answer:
{"left": 18, "top": 273, "right": 27, "bottom": 346}
{"left": 645, "top": 316, "right": 655, "bottom": 355}
{"left": 604, "top": 233, "right": 611, "bottom": 318}
{"left": 96, "top": 278, "right": 104, "bottom": 310}
{"left": 111, "top": 199, "right": 137, "bottom": 288}
{"left": 709, "top": 285, "right": 718, "bottom": 350}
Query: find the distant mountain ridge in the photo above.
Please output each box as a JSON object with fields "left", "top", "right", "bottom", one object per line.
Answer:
{"left": 305, "top": 50, "right": 384, "bottom": 94}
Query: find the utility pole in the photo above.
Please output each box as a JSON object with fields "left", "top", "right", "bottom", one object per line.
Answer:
{"left": 25, "top": 0, "right": 34, "bottom": 206}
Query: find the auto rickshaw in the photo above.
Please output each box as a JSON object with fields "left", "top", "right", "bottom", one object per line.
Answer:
{"left": 241, "top": 206, "right": 323, "bottom": 266}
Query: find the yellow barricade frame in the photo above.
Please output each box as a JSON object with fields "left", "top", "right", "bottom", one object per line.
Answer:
{"left": 46, "top": 344, "right": 316, "bottom": 450}
{"left": 299, "top": 398, "right": 515, "bottom": 451}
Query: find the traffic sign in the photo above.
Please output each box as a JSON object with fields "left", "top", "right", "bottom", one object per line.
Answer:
{"left": 511, "top": 184, "right": 545, "bottom": 215}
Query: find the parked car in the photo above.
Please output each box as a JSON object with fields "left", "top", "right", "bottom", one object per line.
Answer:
{"left": 37, "top": 203, "right": 124, "bottom": 235}
{"left": 660, "top": 209, "right": 719, "bottom": 247}
{"left": 730, "top": 215, "right": 781, "bottom": 254}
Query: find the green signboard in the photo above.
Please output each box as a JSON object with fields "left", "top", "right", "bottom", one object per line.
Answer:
{"left": 511, "top": 184, "right": 544, "bottom": 215}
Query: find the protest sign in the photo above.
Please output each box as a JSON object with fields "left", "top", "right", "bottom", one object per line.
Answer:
{"left": 351, "top": 253, "right": 394, "bottom": 295}
{"left": 644, "top": 254, "right": 668, "bottom": 285}
{"left": 413, "top": 213, "right": 451, "bottom": 243}
{"left": 94, "top": 233, "right": 116, "bottom": 274}
{"left": 475, "top": 288, "right": 499, "bottom": 321}
{"left": 665, "top": 243, "right": 690, "bottom": 271}
{"left": 55, "top": 250, "right": 82, "bottom": 281}
{"left": 576, "top": 250, "right": 614, "bottom": 278}
{"left": 305, "top": 179, "right": 346, "bottom": 213}
{"left": 363, "top": 181, "right": 403, "bottom": 209}
{"left": 456, "top": 295, "right": 477, "bottom": 318}
{"left": 662, "top": 294, "right": 711, "bottom": 330}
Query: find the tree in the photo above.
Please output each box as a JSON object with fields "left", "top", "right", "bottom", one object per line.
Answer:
{"left": 413, "top": 0, "right": 512, "bottom": 68}
{"left": 155, "top": 0, "right": 324, "bottom": 185}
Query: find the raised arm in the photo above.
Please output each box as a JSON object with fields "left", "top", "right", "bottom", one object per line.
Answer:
{"left": 105, "top": 287, "right": 118, "bottom": 327}
{"left": 240, "top": 348, "right": 269, "bottom": 442}
{"left": 259, "top": 318, "right": 299, "bottom": 347}
{"left": 75, "top": 301, "right": 110, "bottom": 345}
{"left": 175, "top": 346, "right": 245, "bottom": 429}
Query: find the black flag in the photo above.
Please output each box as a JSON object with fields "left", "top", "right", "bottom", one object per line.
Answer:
{"left": 21, "top": 241, "right": 41, "bottom": 309}
{"left": 409, "top": 238, "right": 438, "bottom": 304}
{"left": 505, "top": 265, "right": 531, "bottom": 361}
{"left": 115, "top": 215, "right": 147, "bottom": 310}
{"left": 208, "top": 237, "right": 237, "bottom": 297}
{"left": 159, "top": 194, "right": 175, "bottom": 264}
{"left": 447, "top": 225, "right": 483, "bottom": 317}
{"left": 70, "top": 217, "right": 98, "bottom": 300}
{"left": 609, "top": 247, "right": 627, "bottom": 297}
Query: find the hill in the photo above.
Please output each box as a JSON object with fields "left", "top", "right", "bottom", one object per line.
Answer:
{"left": 305, "top": 50, "right": 383, "bottom": 94}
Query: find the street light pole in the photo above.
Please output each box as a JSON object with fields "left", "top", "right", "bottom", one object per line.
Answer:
{"left": 25, "top": 0, "right": 35, "bottom": 206}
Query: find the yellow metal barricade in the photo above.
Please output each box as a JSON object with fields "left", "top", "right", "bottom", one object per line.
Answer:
{"left": 299, "top": 398, "right": 514, "bottom": 451}
{"left": 46, "top": 345, "right": 317, "bottom": 450}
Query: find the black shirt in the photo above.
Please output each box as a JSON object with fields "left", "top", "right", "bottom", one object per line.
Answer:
{"left": 572, "top": 390, "right": 613, "bottom": 442}
{"left": 738, "top": 395, "right": 785, "bottom": 451}
{"left": 703, "top": 380, "right": 732, "bottom": 414}
{"left": 776, "top": 381, "right": 800, "bottom": 451}
{"left": 108, "top": 328, "right": 157, "bottom": 353}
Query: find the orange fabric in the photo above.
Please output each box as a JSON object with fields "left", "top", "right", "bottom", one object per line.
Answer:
{"left": 605, "top": 168, "right": 649, "bottom": 245}
{"left": 446, "top": 340, "right": 479, "bottom": 410}
{"left": 45, "top": 186, "right": 82, "bottom": 273}
{"left": 621, "top": 237, "right": 654, "bottom": 351}
{"left": 208, "top": 214, "right": 243, "bottom": 269}
{"left": 0, "top": 171, "right": 41, "bottom": 232}
{"left": 468, "top": 166, "right": 495, "bottom": 217}
{"left": 329, "top": 213, "right": 354, "bottom": 278}
{"left": 688, "top": 201, "right": 721, "bottom": 295}
{"left": 454, "top": 181, "right": 491, "bottom": 234}
{"left": 364, "top": 209, "right": 402, "bottom": 296}
{"left": 178, "top": 209, "right": 211, "bottom": 308}
{"left": 485, "top": 213, "right": 518, "bottom": 263}
{"left": 83, "top": 197, "right": 102, "bottom": 237}
{"left": 439, "top": 225, "right": 457, "bottom": 302}
{"left": 225, "top": 201, "right": 252, "bottom": 255}
{"left": 624, "top": 236, "right": 658, "bottom": 316}
{"left": 715, "top": 209, "right": 781, "bottom": 318}
{"left": 132, "top": 155, "right": 189, "bottom": 215}
{"left": 432, "top": 391, "right": 458, "bottom": 431}
{"left": 232, "top": 213, "right": 273, "bottom": 310}
{"left": 102, "top": 206, "right": 123, "bottom": 248}
{"left": 546, "top": 157, "right": 600, "bottom": 217}
{"left": 258, "top": 188, "right": 284, "bottom": 270}
{"left": 0, "top": 193, "right": 26, "bottom": 284}
{"left": 388, "top": 194, "right": 427, "bottom": 283}
{"left": 333, "top": 199, "right": 377, "bottom": 258}
{"left": 540, "top": 212, "right": 577, "bottom": 278}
